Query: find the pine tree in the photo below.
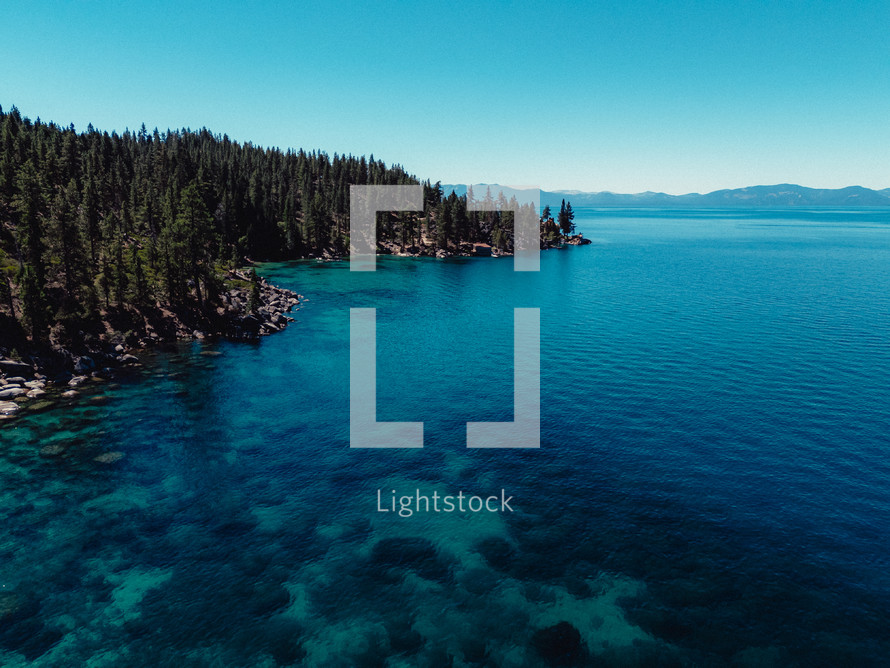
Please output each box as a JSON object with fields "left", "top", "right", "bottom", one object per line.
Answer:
{"left": 557, "top": 199, "right": 575, "bottom": 235}
{"left": 130, "top": 246, "right": 150, "bottom": 306}
{"left": 12, "top": 160, "right": 50, "bottom": 339}
{"left": 0, "top": 249, "right": 16, "bottom": 316}
{"left": 49, "top": 179, "right": 87, "bottom": 306}
{"left": 18, "top": 263, "right": 48, "bottom": 341}
{"left": 437, "top": 197, "right": 454, "bottom": 249}
{"left": 168, "top": 182, "right": 217, "bottom": 308}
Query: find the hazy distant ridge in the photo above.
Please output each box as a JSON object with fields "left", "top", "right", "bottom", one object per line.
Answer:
{"left": 542, "top": 184, "right": 890, "bottom": 208}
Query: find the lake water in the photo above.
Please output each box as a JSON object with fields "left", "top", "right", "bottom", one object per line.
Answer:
{"left": 2, "top": 208, "right": 890, "bottom": 666}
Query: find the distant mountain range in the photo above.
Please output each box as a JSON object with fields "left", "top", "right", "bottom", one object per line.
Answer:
{"left": 442, "top": 184, "right": 890, "bottom": 208}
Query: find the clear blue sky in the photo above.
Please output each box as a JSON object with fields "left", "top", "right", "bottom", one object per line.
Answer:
{"left": 1, "top": 0, "right": 888, "bottom": 194}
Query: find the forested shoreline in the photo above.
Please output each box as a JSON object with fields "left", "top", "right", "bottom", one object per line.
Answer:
{"left": 0, "top": 105, "right": 580, "bottom": 373}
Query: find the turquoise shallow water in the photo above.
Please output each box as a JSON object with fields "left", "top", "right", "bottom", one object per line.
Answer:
{"left": 2, "top": 208, "right": 890, "bottom": 666}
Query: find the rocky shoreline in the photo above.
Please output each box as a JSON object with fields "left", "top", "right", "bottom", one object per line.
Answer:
{"left": 219, "top": 270, "right": 303, "bottom": 340}
{"left": 0, "top": 269, "right": 302, "bottom": 423}
{"left": 0, "top": 238, "right": 593, "bottom": 422}
{"left": 308, "top": 233, "right": 592, "bottom": 261}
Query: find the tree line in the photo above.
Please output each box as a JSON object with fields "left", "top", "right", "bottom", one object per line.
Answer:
{"left": 0, "top": 105, "right": 564, "bottom": 349}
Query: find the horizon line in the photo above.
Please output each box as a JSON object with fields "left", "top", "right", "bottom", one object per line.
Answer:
{"left": 442, "top": 183, "right": 890, "bottom": 197}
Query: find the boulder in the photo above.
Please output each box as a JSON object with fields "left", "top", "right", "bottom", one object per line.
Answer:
{"left": 370, "top": 537, "right": 451, "bottom": 582}
{"left": 0, "top": 387, "right": 26, "bottom": 400}
{"left": 26, "top": 389, "right": 47, "bottom": 399}
{"left": 5, "top": 377, "right": 27, "bottom": 385}
{"left": 120, "top": 354, "right": 139, "bottom": 364}
{"left": 73, "top": 356, "right": 96, "bottom": 373}
{"left": 249, "top": 581, "right": 291, "bottom": 616}
{"left": 61, "top": 390, "right": 79, "bottom": 399}
{"left": 532, "top": 622, "right": 586, "bottom": 666}
{"left": 0, "top": 591, "right": 21, "bottom": 621}
{"left": 114, "top": 344, "right": 125, "bottom": 354}
{"left": 24, "top": 380, "right": 45, "bottom": 390}
{"left": 239, "top": 315, "right": 262, "bottom": 337}
{"left": 0, "top": 401, "right": 19, "bottom": 416}
{"left": 0, "top": 360, "right": 32, "bottom": 375}
{"left": 68, "top": 376, "right": 88, "bottom": 387}
{"left": 94, "top": 451, "right": 124, "bottom": 464}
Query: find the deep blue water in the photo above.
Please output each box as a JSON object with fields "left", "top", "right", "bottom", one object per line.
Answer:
{"left": 2, "top": 208, "right": 890, "bottom": 666}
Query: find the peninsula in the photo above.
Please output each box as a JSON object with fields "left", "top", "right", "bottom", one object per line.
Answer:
{"left": 0, "top": 106, "right": 585, "bottom": 418}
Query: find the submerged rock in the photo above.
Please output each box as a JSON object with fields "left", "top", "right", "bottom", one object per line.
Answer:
{"left": 94, "top": 451, "right": 124, "bottom": 464}
{"left": 249, "top": 581, "right": 291, "bottom": 616}
{"left": 40, "top": 444, "right": 66, "bottom": 457}
{"left": 476, "top": 536, "right": 516, "bottom": 571}
{"left": 370, "top": 537, "right": 452, "bottom": 582}
{"left": 61, "top": 390, "right": 79, "bottom": 399}
{"left": 0, "top": 591, "right": 21, "bottom": 620}
{"left": 533, "top": 621, "right": 586, "bottom": 666}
